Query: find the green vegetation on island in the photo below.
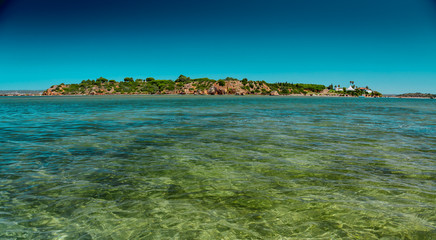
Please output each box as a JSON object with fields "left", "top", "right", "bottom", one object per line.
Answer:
{"left": 43, "top": 75, "right": 382, "bottom": 97}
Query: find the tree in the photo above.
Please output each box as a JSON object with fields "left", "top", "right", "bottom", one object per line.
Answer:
{"left": 146, "top": 77, "right": 155, "bottom": 82}
{"left": 242, "top": 78, "right": 248, "bottom": 85}
{"left": 97, "top": 77, "right": 108, "bottom": 83}
{"left": 217, "top": 80, "right": 226, "bottom": 86}
{"left": 124, "top": 77, "right": 134, "bottom": 82}
{"left": 144, "top": 84, "right": 159, "bottom": 94}
{"left": 175, "top": 75, "right": 190, "bottom": 83}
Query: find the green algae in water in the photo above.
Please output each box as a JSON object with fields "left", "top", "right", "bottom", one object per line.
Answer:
{"left": 0, "top": 96, "right": 435, "bottom": 239}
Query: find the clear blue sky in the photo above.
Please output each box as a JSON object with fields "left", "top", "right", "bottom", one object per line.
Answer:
{"left": 1, "top": 0, "right": 435, "bottom": 94}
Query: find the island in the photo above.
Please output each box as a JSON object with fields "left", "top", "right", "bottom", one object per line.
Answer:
{"left": 43, "top": 75, "right": 382, "bottom": 97}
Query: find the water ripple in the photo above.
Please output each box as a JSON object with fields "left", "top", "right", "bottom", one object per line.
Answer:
{"left": 0, "top": 96, "right": 435, "bottom": 239}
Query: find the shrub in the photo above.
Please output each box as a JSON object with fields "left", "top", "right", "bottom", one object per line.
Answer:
{"left": 242, "top": 78, "right": 248, "bottom": 85}
{"left": 280, "top": 89, "right": 290, "bottom": 95}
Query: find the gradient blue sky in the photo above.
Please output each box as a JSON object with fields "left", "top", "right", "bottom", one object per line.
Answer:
{"left": 1, "top": 0, "right": 435, "bottom": 93}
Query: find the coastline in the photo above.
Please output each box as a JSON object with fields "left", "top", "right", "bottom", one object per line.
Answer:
{"left": 0, "top": 93, "right": 384, "bottom": 98}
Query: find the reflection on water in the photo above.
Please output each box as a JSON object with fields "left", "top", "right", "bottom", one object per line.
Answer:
{"left": 0, "top": 96, "right": 435, "bottom": 239}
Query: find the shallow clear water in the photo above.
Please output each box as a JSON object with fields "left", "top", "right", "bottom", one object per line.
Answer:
{"left": 0, "top": 95, "right": 435, "bottom": 239}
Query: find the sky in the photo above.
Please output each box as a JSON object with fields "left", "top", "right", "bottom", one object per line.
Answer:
{"left": 0, "top": 0, "right": 435, "bottom": 94}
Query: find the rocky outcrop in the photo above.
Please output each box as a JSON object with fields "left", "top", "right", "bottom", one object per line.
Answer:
{"left": 216, "top": 88, "right": 227, "bottom": 95}
{"left": 208, "top": 86, "right": 217, "bottom": 95}
{"left": 43, "top": 85, "right": 63, "bottom": 96}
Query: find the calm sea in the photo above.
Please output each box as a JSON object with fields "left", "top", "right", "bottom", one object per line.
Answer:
{"left": 0, "top": 95, "right": 434, "bottom": 239}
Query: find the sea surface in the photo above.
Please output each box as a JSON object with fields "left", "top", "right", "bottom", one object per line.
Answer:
{"left": 0, "top": 95, "right": 434, "bottom": 239}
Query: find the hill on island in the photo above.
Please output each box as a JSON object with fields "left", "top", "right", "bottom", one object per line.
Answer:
{"left": 43, "top": 75, "right": 382, "bottom": 97}
{"left": 397, "top": 93, "right": 435, "bottom": 98}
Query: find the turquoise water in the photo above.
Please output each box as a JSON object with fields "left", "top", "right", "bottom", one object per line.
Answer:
{"left": 0, "top": 95, "right": 435, "bottom": 239}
